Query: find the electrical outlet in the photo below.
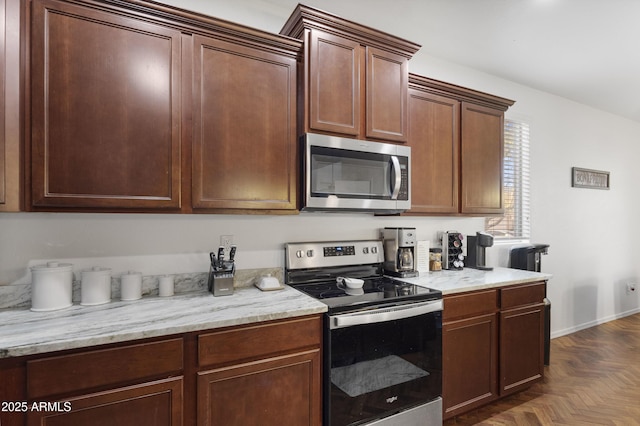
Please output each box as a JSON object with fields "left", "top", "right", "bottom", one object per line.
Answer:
{"left": 627, "top": 283, "right": 636, "bottom": 294}
{"left": 220, "top": 235, "right": 233, "bottom": 253}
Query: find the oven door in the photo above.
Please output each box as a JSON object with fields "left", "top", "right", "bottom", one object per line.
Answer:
{"left": 326, "top": 300, "right": 442, "bottom": 426}
{"left": 303, "top": 133, "right": 410, "bottom": 213}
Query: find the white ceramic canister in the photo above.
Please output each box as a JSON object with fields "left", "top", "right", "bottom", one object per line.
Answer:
{"left": 81, "top": 266, "right": 112, "bottom": 306}
{"left": 158, "top": 275, "right": 174, "bottom": 297}
{"left": 120, "top": 271, "right": 142, "bottom": 301}
{"left": 30, "top": 261, "right": 74, "bottom": 312}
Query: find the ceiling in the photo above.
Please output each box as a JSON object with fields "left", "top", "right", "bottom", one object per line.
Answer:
{"left": 170, "top": 0, "right": 640, "bottom": 122}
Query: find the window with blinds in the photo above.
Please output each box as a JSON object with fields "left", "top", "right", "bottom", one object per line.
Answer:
{"left": 485, "top": 118, "right": 530, "bottom": 240}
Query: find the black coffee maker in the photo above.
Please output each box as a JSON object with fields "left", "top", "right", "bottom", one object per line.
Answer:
{"left": 466, "top": 231, "right": 494, "bottom": 270}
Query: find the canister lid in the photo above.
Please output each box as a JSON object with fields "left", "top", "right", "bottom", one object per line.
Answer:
{"left": 82, "top": 266, "right": 111, "bottom": 274}
{"left": 30, "top": 261, "right": 73, "bottom": 272}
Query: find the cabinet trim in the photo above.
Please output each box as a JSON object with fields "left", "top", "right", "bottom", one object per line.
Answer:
{"left": 280, "top": 4, "right": 420, "bottom": 58}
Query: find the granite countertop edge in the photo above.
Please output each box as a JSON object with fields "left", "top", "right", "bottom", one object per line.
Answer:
{"left": 0, "top": 286, "right": 327, "bottom": 359}
{"left": 0, "top": 267, "right": 550, "bottom": 359}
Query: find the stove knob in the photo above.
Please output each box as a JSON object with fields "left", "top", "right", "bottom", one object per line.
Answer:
{"left": 363, "top": 247, "right": 369, "bottom": 254}
{"left": 296, "top": 250, "right": 304, "bottom": 258}
{"left": 371, "top": 246, "right": 378, "bottom": 254}
{"left": 307, "top": 249, "right": 314, "bottom": 258}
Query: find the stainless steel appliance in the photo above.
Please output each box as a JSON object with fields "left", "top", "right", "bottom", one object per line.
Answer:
{"left": 285, "top": 240, "right": 442, "bottom": 426}
{"left": 509, "top": 244, "right": 551, "bottom": 365}
{"left": 382, "top": 227, "right": 419, "bottom": 278}
{"left": 302, "top": 133, "right": 411, "bottom": 213}
{"left": 466, "top": 231, "right": 494, "bottom": 270}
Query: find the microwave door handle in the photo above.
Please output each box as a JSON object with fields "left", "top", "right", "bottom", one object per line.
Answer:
{"left": 390, "top": 156, "right": 401, "bottom": 200}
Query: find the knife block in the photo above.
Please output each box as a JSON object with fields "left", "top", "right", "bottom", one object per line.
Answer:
{"left": 208, "top": 264, "right": 235, "bottom": 296}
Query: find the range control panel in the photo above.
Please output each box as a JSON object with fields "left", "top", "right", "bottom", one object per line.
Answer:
{"left": 286, "top": 240, "right": 383, "bottom": 270}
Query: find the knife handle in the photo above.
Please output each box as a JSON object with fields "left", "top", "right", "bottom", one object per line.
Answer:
{"left": 229, "top": 245, "right": 237, "bottom": 261}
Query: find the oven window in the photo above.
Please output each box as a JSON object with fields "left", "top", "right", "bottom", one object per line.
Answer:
{"left": 310, "top": 146, "right": 392, "bottom": 199}
{"left": 328, "top": 311, "right": 442, "bottom": 426}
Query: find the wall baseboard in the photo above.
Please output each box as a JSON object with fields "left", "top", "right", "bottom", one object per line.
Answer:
{"left": 551, "top": 307, "right": 640, "bottom": 339}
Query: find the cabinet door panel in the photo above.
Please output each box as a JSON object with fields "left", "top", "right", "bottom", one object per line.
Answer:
{"left": 197, "top": 350, "right": 321, "bottom": 426}
{"left": 500, "top": 304, "right": 545, "bottom": 395}
{"left": 407, "top": 90, "right": 459, "bottom": 214}
{"left": 460, "top": 103, "right": 504, "bottom": 214}
{"left": 308, "top": 29, "right": 360, "bottom": 136}
{"left": 192, "top": 35, "right": 297, "bottom": 210}
{"left": 366, "top": 47, "right": 408, "bottom": 142}
{"left": 30, "top": 0, "right": 182, "bottom": 209}
{"left": 442, "top": 313, "right": 498, "bottom": 419}
{"left": 27, "top": 377, "right": 183, "bottom": 426}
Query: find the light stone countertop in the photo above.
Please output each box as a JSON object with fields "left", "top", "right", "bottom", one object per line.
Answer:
{"left": 0, "top": 285, "right": 327, "bottom": 359}
{"left": 0, "top": 267, "right": 550, "bottom": 359}
{"left": 401, "top": 266, "right": 551, "bottom": 295}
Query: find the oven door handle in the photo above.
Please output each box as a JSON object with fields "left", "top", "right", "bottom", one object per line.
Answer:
{"left": 330, "top": 300, "right": 443, "bottom": 330}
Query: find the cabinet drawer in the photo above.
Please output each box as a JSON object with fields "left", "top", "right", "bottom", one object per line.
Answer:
{"left": 501, "top": 282, "right": 546, "bottom": 309}
{"left": 198, "top": 316, "right": 322, "bottom": 367}
{"left": 27, "top": 338, "right": 183, "bottom": 399}
{"left": 443, "top": 289, "right": 498, "bottom": 321}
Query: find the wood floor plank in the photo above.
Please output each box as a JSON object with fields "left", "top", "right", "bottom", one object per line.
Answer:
{"left": 444, "top": 313, "right": 640, "bottom": 425}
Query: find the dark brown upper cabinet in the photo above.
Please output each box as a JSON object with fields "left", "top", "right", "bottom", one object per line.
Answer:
{"left": 29, "top": 0, "right": 182, "bottom": 211}
{"left": 281, "top": 5, "right": 419, "bottom": 143}
{"left": 406, "top": 74, "right": 514, "bottom": 215}
{"left": 190, "top": 33, "right": 299, "bottom": 212}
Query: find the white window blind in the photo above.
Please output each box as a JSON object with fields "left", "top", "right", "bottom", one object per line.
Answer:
{"left": 485, "top": 118, "right": 530, "bottom": 240}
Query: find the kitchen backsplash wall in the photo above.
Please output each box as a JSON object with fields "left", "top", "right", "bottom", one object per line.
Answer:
{"left": 0, "top": 212, "right": 486, "bottom": 289}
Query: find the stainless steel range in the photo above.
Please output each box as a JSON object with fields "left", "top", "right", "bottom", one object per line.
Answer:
{"left": 285, "top": 240, "right": 443, "bottom": 426}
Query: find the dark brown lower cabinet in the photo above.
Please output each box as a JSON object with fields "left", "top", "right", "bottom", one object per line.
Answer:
{"left": 197, "top": 350, "right": 320, "bottom": 426}
{"left": 442, "top": 282, "right": 546, "bottom": 420}
{"left": 442, "top": 290, "right": 499, "bottom": 419}
{"left": 27, "top": 377, "right": 183, "bottom": 426}
{"left": 0, "top": 315, "right": 322, "bottom": 426}
{"left": 499, "top": 283, "right": 546, "bottom": 396}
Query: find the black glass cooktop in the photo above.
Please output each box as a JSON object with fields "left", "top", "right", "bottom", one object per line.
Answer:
{"left": 292, "top": 276, "right": 442, "bottom": 314}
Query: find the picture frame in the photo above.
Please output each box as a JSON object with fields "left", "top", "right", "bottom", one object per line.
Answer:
{"left": 571, "top": 167, "right": 610, "bottom": 190}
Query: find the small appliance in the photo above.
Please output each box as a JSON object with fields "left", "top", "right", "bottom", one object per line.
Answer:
{"left": 466, "top": 231, "right": 494, "bottom": 270}
{"left": 382, "top": 227, "right": 418, "bottom": 278}
{"left": 302, "top": 133, "right": 411, "bottom": 213}
{"left": 440, "top": 231, "right": 464, "bottom": 270}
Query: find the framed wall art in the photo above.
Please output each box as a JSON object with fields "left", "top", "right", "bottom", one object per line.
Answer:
{"left": 571, "top": 167, "right": 610, "bottom": 190}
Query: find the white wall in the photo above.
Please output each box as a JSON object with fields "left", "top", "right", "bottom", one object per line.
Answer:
{"left": 2, "top": 0, "right": 640, "bottom": 338}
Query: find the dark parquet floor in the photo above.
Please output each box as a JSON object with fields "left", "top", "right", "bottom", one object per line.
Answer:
{"left": 443, "top": 312, "right": 640, "bottom": 425}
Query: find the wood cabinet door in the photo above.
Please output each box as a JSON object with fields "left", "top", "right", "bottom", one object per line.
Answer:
{"left": 27, "top": 377, "right": 183, "bottom": 426}
{"left": 0, "top": 0, "right": 21, "bottom": 212}
{"left": 460, "top": 102, "right": 504, "bottom": 214}
{"left": 197, "top": 349, "right": 321, "bottom": 426}
{"left": 307, "top": 29, "right": 361, "bottom": 137}
{"left": 30, "top": 0, "right": 182, "bottom": 210}
{"left": 365, "top": 46, "right": 408, "bottom": 142}
{"left": 192, "top": 34, "right": 297, "bottom": 211}
{"left": 499, "top": 303, "right": 545, "bottom": 396}
{"left": 407, "top": 89, "right": 460, "bottom": 214}
{"left": 442, "top": 313, "right": 498, "bottom": 419}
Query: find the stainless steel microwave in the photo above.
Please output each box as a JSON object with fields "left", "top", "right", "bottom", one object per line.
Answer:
{"left": 302, "top": 133, "right": 411, "bottom": 213}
